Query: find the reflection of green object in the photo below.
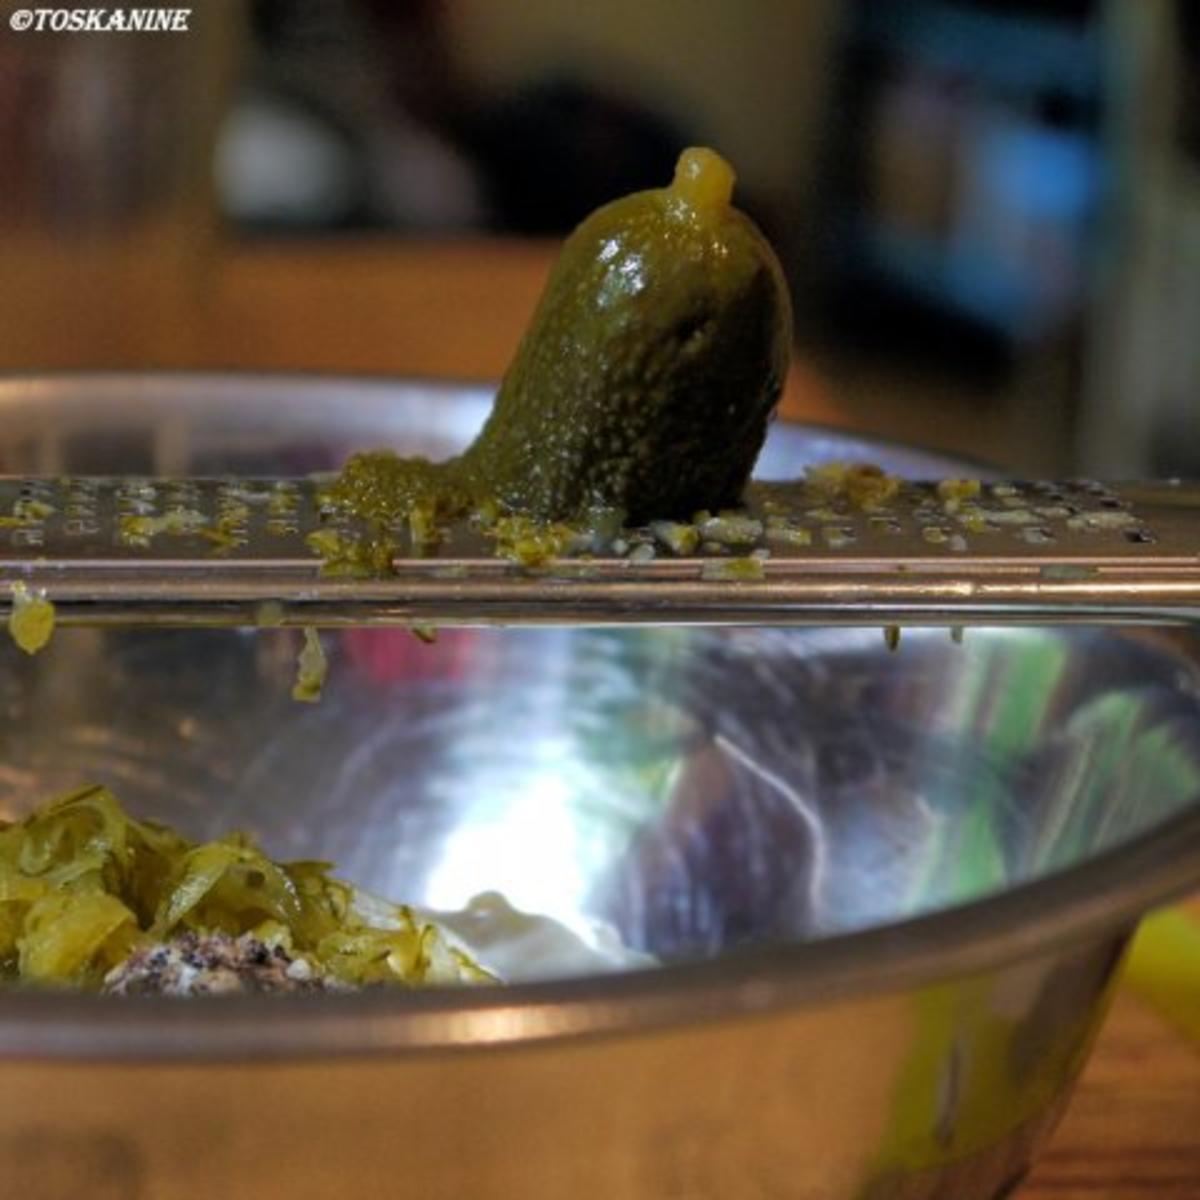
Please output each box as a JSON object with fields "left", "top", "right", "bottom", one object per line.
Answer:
{"left": 569, "top": 630, "right": 695, "bottom": 829}
{"left": 904, "top": 638, "right": 1072, "bottom": 916}
{"left": 1126, "top": 907, "right": 1200, "bottom": 1044}
{"left": 946, "top": 634, "right": 1066, "bottom": 767}
{"left": 875, "top": 978, "right": 1011, "bottom": 1174}
{"left": 951, "top": 794, "right": 1007, "bottom": 899}
{"left": 908, "top": 767, "right": 1010, "bottom": 915}
{"left": 1030, "top": 694, "right": 1200, "bottom": 875}
{"left": 871, "top": 966, "right": 1113, "bottom": 1182}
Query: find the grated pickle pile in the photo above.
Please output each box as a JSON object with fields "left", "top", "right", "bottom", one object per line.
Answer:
{"left": 0, "top": 787, "right": 490, "bottom": 991}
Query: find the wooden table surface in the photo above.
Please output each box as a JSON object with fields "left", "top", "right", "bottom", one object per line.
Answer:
{"left": 1023, "top": 900, "right": 1200, "bottom": 1200}
{"left": 1025, "top": 996, "right": 1200, "bottom": 1198}
{"left": 0, "top": 235, "right": 1197, "bottom": 1197}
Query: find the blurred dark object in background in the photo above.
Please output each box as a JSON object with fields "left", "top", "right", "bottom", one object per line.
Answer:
{"left": 1078, "top": 0, "right": 1200, "bottom": 476}
{"left": 461, "top": 77, "right": 692, "bottom": 236}
{"left": 218, "top": 0, "right": 761, "bottom": 239}
{"left": 817, "top": 0, "right": 1105, "bottom": 379}
{"left": 1182, "top": 4, "right": 1200, "bottom": 167}
{"left": 218, "top": 0, "right": 485, "bottom": 232}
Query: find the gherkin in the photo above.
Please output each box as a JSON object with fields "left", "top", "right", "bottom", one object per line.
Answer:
{"left": 459, "top": 146, "right": 792, "bottom": 524}
{"left": 323, "top": 147, "right": 793, "bottom": 564}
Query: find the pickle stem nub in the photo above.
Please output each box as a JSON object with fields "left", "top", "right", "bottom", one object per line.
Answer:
{"left": 670, "top": 146, "right": 736, "bottom": 216}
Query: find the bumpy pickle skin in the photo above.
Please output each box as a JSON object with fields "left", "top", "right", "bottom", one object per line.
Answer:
{"left": 316, "top": 147, "right": 792, "bottom": 569}
{"left": 457, "top": 146, "right": 792, "bottom": 523}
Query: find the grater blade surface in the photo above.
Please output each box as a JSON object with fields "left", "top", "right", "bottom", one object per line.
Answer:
{"left": 0, "top": 474, "right": 1196, "bottom": 627}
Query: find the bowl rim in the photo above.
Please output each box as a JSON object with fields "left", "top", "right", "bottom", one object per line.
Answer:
{"left": 0, "top": 370, "right": 1196, "bottom": 1062}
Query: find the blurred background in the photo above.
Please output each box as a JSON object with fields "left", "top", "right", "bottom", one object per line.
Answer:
{"left": 0, "top": 0, "right": 1195, "bottom": 476}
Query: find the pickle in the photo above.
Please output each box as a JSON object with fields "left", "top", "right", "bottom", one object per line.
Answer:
{"left": 320, "top": 147, "right": 792, "bottom": 568}
{"left": 459, "top": 147, "right": 792, "bottom": 524}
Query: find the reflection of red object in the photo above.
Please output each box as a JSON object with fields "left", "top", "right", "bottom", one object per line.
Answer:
{"left": 343, "top": 627, "right": 479, "bottom": 686}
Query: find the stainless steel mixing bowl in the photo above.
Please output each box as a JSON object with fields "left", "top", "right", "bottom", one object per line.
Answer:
{"left": 1, "top": 374, "right": 1199, "bottom": 1200}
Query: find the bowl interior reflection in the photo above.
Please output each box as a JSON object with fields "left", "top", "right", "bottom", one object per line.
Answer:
{"left": 2, "top": 621, "right": 1199, "bottom": 967}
